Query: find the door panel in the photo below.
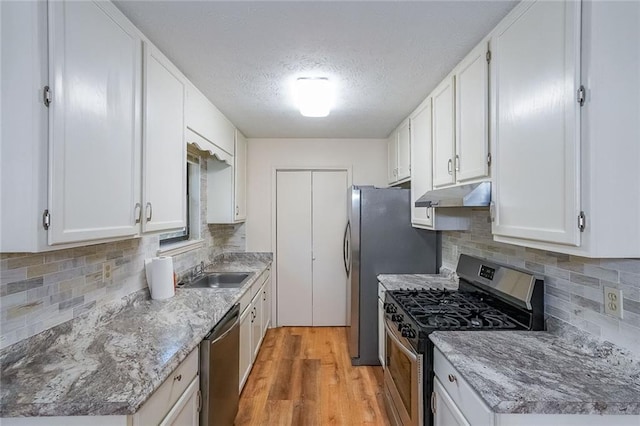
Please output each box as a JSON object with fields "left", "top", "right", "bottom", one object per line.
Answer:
{"left": 312, "top": 171, "right": 348, "bottom": 326}
{"left": 276, "top": 171, "right": 313, "bottom": 326}
{"left": 432, "top": 76, "right": 456, "bottom": 187}
{"left": 491, "top": 0, "right": 581, "bottom": 246}
{"left": 48, "top": 1, "right": 141, "bottom": 244}
{"left": 410, "top": 100, "right": 434, "bottom": 228}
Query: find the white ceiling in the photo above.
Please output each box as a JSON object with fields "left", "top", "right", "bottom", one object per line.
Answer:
{"left": 114, "top": 0, "right": 518, "bottom": 139}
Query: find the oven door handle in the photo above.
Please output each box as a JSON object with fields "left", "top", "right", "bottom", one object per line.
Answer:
{"left": 384, "top": 321, "right": 419, "bottom": 363}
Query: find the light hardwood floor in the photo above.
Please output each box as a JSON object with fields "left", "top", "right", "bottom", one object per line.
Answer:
{"left": 236, "top": 327, "right": 391, "bottom": 425}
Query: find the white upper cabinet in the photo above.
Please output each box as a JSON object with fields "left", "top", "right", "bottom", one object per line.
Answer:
{"left": 234, "top": 130, "right": 248, "bottom": 222}
{"left": 47, "top": 0, "right": 142, "bottom": 245}
{"left": 387, "top": 133, "right": 399, "bottom": 184}
{"left": 397, "top": 120, "right": 411, "bottom": 181}
{"left": 185, "top": 84, "right": 235, "bottom": 156}
{"left": 410, "top": 99, "right": 434, "bottom": 228}
{"left": 142, "top": 43, "right": 186, "bottom": 233}
{"left": 491, "top": 0, "right": 581, "bottom": 247}
{"left": 410, "top": 98, "right": 471, "bottom": 231}
{"left": 492, "top": 0, "right": 640, "bottom": 258}
{"left": 207, "top": 129, "right": 247, "bottom": 224}
{"left": 455, "top": 41, "right": 490, "bottom": 183}
{"left": 432, "top": 75, "right": 456, "bottom": 188}
{"left": 387, "top": 119, "right": 411, "bottom": 185}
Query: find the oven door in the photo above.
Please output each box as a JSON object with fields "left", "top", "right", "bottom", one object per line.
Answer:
{"left": 384, "top": 320, "right": 423, "bottom": 426}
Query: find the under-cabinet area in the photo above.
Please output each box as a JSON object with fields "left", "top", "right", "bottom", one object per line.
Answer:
{"left": 2, "top": 0, "right": 640, "bottom": 425}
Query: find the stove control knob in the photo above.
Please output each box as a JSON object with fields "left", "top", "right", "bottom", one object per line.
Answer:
{"left": 401, "top": 326, "right": 415, "bottom": 338}
{"left": 391, "top": 314, "right": 403, "bottom": 322}
{"left": 397, "top": 323, "right": 405, "bottom": 332}
{"left": 385, "top": 304, "right": 397, "bottom": 314}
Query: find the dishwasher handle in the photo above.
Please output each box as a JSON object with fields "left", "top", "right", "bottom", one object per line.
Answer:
{"left": 205, "top": 303, "right": 240, "bottom": 345}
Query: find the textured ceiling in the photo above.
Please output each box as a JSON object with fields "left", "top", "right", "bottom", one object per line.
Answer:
{"left": 114, "top": 1, "right": 518, "bottom": 139}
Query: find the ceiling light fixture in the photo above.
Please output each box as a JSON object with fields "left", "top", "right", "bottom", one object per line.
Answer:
{"left": 294, "top": 77, "right": 333, "bottom": 118}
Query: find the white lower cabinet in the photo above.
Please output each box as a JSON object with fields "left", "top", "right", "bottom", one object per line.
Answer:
{"left": 133, "top": 349, "right": 199, "bottom": 426}
{"left": 433, "top": 378, "right": 470, "bottom": 426}
{"left": 433, "top": 347, "right": 639, "bottom": 426}
{"left": 158, "top": 376, "right": 200, "bottom": 426}
{"left": 239, "top": 268, "right": 272, "bottom": 392}
{"left": 377, "top": 284, "right": 385, "bottom": 367}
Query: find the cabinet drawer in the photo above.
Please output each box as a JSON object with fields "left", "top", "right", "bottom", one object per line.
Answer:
{"left": 433, "top": 348, "right": 493, "bottom": 426}
{"left": 134, "top": 348, "right": 199, "bottom": 425}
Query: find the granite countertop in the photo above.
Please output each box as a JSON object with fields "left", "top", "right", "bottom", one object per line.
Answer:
{"left": 0, "top": 252, "right": 272, "bottom": 418}
{"left": 377, "top": 269, "right": 458, "bottom": 291}
{"left": 430, "top": 325, "right": 640, "bottom": 416}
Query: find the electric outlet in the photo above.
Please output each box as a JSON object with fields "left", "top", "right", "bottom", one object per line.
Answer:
{"left": 102, "top": 261, "right": 114, "bottom": 281}
{"left": 603, "top": 286, "right": 623, "bottom": 319}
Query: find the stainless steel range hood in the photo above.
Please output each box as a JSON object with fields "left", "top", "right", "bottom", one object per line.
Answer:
{"left": 415, "top": 181, "right": 491, "bottom": 208}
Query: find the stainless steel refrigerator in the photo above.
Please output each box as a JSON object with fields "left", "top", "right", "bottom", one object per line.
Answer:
{"left": 345, "top": 186, "right": 440, "bottom": 366}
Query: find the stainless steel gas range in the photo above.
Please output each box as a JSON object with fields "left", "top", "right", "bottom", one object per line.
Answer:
{"left": 382, "top": 254, "right": 544, "bottom": 426}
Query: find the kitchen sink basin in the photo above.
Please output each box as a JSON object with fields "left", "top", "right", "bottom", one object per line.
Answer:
{"left": 181, "top": 272, "right": 251, "bottom": 289}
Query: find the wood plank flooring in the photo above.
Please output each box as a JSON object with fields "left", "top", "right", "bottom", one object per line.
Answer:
{"left": 236, "top": 327, "right": 390, "bottom": 426}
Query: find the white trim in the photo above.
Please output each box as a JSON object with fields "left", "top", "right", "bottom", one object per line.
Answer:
{"left": 157, "top": 239, "right": 204, "bottom": 257}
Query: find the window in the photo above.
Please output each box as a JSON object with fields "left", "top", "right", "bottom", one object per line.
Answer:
{"left": 159, "top": 152, "right": 201, "bottom": 247}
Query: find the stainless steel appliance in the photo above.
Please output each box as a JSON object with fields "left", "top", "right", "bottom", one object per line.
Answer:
{"left": 383, "top": 254, "right": 544, "bottom": 426}
{"left": 200, "top": 303, "right": 240, "bottom": 426}
{"left": 346, "top": 186, "right": 440, "bottom": 366}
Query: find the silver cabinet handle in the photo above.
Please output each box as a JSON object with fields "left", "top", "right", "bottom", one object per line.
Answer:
{"left": 145, "top": 202, "right": 152, "bottom": 222}
{"left": 448, "top": 374, "right": 457, "bottom": 383}
{"left": 447, "top": 159, "right": 452, "bottom": 175}
{"left": 455, "top": 154, "right": 460, "bottom": 172}
{"left": 431, "top": 391, "right": 437, "bottom": 414}
{"left": 134, "top": 203, "right": 142, "bottom": 224}
{"left": 174, "top": 374, "right": 182, "bottom": 382}
{"left": 426, "top": 208, "right": 431, "bottom": 219}
{"left": 235, "top": 205, "right": 239, "bottom": 215}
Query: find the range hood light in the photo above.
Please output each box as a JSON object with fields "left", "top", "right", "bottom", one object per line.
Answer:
{"left": 294, "top": 77, "right": 333, "bottom": 118}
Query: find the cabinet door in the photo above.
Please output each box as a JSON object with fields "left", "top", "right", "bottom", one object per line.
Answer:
{"left": 410, "top": 99, "right": 434, "bottom": 228}
{"left": 433, "top": 378, "right": 471, "bottom": 426}
{"left": 239, "top": 306, "right": 252, "bottom": 391}
{"left": 261, "top": 273, "right": 271, "bottom": 335}
{"left": 234, "top": 130, "right": 247, "bottom": 221}
{"left": 142, "top": 44, "right": 186, "bottom": 233}
{"left": 48, "top": 1, "right": 141, "bottom": 244}
{"left": 377, "top": 297, "right": 385, "bottom": 367}
{"left": 397, "top": 120, "right": 411, "bottom": 181}
{"left": 491, "top": 0, "right": 581, "bottom": 246}
{"left": 432, "top": 76, "right": 456, "bottom": 188}
{"left": 456, "top": 41, "right": 489, "bottom": 183}
{"left": 159, "top": 376, "right": 199, "bottom": 426}
{"left": 251, "top": 293, "right": 263, "bottom": 361}
{"left": 387, "top": 134, "right": 398, "bottom": 184}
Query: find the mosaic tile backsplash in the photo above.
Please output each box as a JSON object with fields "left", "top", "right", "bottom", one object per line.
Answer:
{"left": 0, "top": 155, "right": 245, "bottom": 349}
{"left": 442, "top": 209, "right": 640, "bottom": 354}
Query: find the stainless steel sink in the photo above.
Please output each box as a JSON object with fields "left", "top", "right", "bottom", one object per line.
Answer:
{"left": 181, "top": 272, "right": 251, "bottom": 289}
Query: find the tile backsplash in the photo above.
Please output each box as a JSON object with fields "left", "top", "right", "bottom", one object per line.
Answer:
{"left": 442, "top": 209, "right": 640, "bottom": 354}
{"left": 0, "top": 153, "right": 245, "bottom": 349}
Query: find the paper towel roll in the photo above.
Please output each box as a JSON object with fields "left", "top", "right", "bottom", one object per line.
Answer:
{"left": 145, "top": 257, "right": 175, "bottom": 300}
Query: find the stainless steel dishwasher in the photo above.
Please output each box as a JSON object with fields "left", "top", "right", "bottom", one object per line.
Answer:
{"left": 200, "top": 303, "right": 240, "bottom": 426}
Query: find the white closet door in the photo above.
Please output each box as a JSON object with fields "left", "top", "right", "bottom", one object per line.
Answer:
{"left": 312, "top": 171, "right": 348, "bottom": 326}
{"left": 276, "top": 171, "right": 313, "bottom": 326}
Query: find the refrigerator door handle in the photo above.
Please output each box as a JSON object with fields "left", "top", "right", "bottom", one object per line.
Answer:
{"left": 343, "top": 221, "right": 351, "bottom": 276}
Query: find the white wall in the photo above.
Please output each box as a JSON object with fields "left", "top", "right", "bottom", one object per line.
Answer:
{"left": 246, "top": 138, "right": 388, "bottom": 252}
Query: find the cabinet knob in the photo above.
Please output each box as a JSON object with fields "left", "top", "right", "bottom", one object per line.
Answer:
{"left": 134, "top": 203, "right": 142, "bottom": 224}
{"left": 145, "top": 202, "right": 153, "bottom": 222}
{"left": 448, "top": 374, "right": 457, "bottom": 383}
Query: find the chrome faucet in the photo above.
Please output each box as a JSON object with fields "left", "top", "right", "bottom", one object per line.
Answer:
{"left": 190, "top": 261, "right": 205, "bottom": 281}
